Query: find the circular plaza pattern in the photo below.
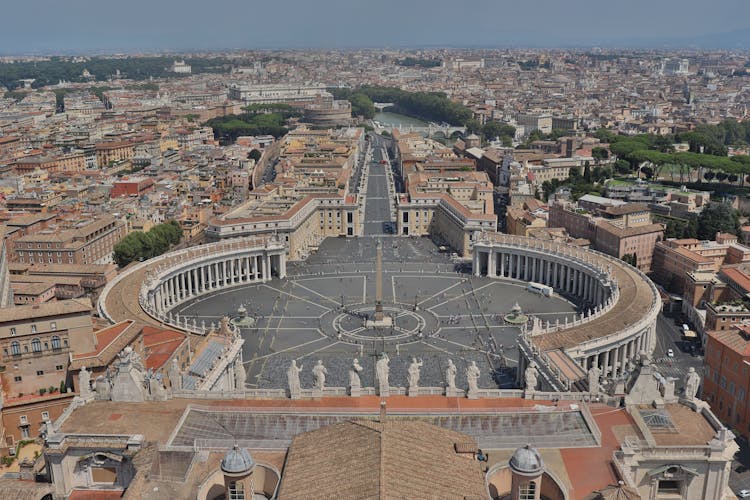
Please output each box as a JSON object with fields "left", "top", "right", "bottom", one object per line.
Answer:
{"left": 99, "top": 233, "right": 660, "bottom": 392}
{"left": 158, "top": 236, "right": 581, "bottom": 390}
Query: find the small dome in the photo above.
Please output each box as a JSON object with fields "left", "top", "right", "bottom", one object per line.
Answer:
{"left": 509, "top": 444, "right": 543, "bottom": 476}
{"left": 221, "top": 444, "right": 254, "bottom": 475}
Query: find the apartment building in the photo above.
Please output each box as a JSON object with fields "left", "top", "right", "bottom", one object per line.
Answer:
{"left": 652, "top": 234, "right": 750, "bottom": 294}
{"left": 13, "top": 215, "right": 127, "bottom": 266}
{"left": 703, "top": 324, "right": 750, "bottom": 439}
{"left": 0, "top": 298, "right": 95, "bottom": 398}
{"left": 548, "top": 200, "right": 664, "bottom": 272}
{"left": 95, "top": 141, "right": 135, "bottom": 168}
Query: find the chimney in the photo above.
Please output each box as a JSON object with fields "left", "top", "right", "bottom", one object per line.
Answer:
{"left": 379, "top": 400, "right": 387, "bottom": 422}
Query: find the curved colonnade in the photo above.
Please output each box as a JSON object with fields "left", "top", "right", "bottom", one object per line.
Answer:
{"left": 472, "top": 233, "right": 660, "bottom": 390}
{"left": 98, "top": 236, "right": 286, "bottom": 335}
{"left": 100, "top": 232, "right": 660, "bottom": 392}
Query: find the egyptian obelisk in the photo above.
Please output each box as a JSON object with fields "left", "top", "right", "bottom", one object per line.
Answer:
{"left": 375, "top": 239, "right": 384, "bottom": 322}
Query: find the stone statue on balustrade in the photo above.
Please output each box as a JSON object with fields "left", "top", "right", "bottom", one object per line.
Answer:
{"left": 94, "top": 375, "right": 111, "bottom": 400}
{"left": 407, "top": 357, "right": 423, "bottom": 396}
{"left": 588, "top": 365, "right": 601, "bottom": 395}
{"left": 445, "top": 359, "right": 457, "bottom": 394}
{"left": 169, "top": 358, "right": 182, "bottom": 391}
{"left": 376, "top": 352, "right": 390, "bottom": 396}
{"left": 466, "top": 361, "right": 480, "bottom": 398}
{"left": 684, "top": 367, "right": 701, "bottom": 402}
{"left": 524, "top": 361, "right": 539, "bottom": 392}
{"left": 78, "top": 366, "right": 92, "bottom": 399}
{"left": 234, "top": 361, "right": 247, "bottom": 390}
{"left": 312, "top": 360, "right": 328, "bottom": 391}
{"left": 349, "top": 358, "right": 363, "bottom": 396}
{"left": 287, "top": 360, "right": 303, "bottom": 399}
{"left": 110, "top": 347, "right": 146, "bottom": 403}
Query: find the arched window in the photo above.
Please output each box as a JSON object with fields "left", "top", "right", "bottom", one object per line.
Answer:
{"left": 10, "top": 341, "right": 21, "bottom": 356}
{"left": 51, "top": 336, "right": 61, "bottom": 350}
{"left": 32, "top": 338, "right": 42, "bottom": 353}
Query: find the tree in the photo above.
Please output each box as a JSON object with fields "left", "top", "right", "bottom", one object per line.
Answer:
{"left": 614, "top": 159, "right": 631, "bottom": 174}
{"left": 640, "top": 165, "right": 654, "bottom": 180}
{"left": 704, "top": 171, "right": 715, "bottom": 182}
{"left": 696, "top": 202, "right": 739, "bottom": 240}
{"left": 583, "top": 161, "right": 592, "bottom": 183}
{"left": 248, "top": 149, "right": 262, "bottom": 162}
{"left": 591, "top": 147, "right": 609, "bottom": 164}
{"left": 112, "top": 220, "right": 182, "bottom": 267}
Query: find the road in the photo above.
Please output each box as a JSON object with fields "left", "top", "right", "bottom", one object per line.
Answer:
{"left": 651, "top": 311, "right": 704, "bottom": 391}
{"left": 363, "top": 138, "right": 396, "bottom": 235}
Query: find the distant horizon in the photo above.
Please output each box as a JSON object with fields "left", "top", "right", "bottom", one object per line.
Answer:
{"left": 1, "top": 0, "right": 748, "bottom": 56}
{"left": 3, "top": 35, "right": 750, "bottom": 59}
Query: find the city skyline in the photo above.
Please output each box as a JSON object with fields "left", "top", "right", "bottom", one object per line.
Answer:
{"left": 2, "top": 0, "right": 749, "bottom": 54}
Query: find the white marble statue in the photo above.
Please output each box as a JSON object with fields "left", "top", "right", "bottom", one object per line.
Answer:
{"left": 684, "top": 366, "right": 701, "bottom": 401}
{"left": 588, "top": 365, "right": 601, "bottom": 395}
{"left": 78, "top": 366, "right": 91, "bottom": 397}
{"left": 234, "top": 361, "right": 247, "bottom": 390}
{"left": 169, "top": 358, "right": 182, "bottom": 390}
{"left": 407, "top": 357, "right": 423, "bottom": 389}
{"left": 312, "top": 360, "right": 328, "bottom": 390}
{"left": 376, "top": 353, "right": 390, "bottom": 394}
{"left": 466, "top": 361, "right": 480, "bottom": 394}
{"left": 525, "top": 362, "right": 539, "bottom": 391}
{"left": 287, "top": 360, "right": 303, "bottom": 395}
{"left": 349, "top": 358, "right": 363, "bottom": 389}
{"left": 445, "top": 359, "right": 457, "bottom": 390}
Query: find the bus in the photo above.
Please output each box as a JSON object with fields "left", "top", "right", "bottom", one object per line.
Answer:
{"left": 527, "top": 282, "right": 553, "bottom": 297}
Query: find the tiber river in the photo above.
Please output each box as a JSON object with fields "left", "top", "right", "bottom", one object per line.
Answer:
{"left": 373, "top": 111, "right": 427, "bottom": 128}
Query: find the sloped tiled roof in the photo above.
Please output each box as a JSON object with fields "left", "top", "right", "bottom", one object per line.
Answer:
{"left": 278, "top": 418, "right": 486, "bottom": 500}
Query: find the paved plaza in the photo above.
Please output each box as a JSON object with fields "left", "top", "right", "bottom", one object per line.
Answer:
{"left": 176, "top": 236, "right": 578, "bottom": 391}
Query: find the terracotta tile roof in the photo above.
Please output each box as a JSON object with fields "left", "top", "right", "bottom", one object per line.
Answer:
{"left": 721, "top": 267, "right": 750, "bottom": 293}
{"left": 68, "top": 490, "right": 124, "bottom": 500}
{"left": 0, "top": 298, "right": 91, "bottom": 323}
{"left": 707, "top": 326, "right": 750, "bottom": 357}
{"left": 71, "top": 320, "right": 141, "bottom": 370}
{"left": 278, "top": 418, "right": 486, "bottom": 500}
{"left": 141, "top": 326, "right": 186, "bottom": 370}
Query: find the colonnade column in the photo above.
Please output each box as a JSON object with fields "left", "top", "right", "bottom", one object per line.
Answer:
{"left": 487, "top": 250, "right": 496, "bottom": 277}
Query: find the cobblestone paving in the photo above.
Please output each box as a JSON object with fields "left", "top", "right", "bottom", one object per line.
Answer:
{"left": 177, "top": 236, "right": 579, "bottom": 390}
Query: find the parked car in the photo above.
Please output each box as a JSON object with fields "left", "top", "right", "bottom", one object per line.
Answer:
{"left": 736, "top": 489, "right": 750, "bottom": 498}
{"left": 667, "top": 349, "right": 674, "bottom": 357}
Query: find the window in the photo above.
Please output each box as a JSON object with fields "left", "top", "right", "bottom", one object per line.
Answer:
{"left": 10, "top": 341, "right": 20, "bottom": 356}
{"left": 228, "top": 481, "right": 245, "bottom": 500}
{"left": 51, "top": 336, "right": 61, "bottom": 350}
{"left": 32, "top": 338, "right": 42, "bottom": 353}
{"left": 10, "top": 327, "right": 16, "bottom": 336}
{"left": 41, "top": 411, "right": 49, "bottom": 420}
{"left": 36, "top": 370, "right": 44, "bottom": 376}
{"left": 19, "top": 415, "right": 28, "bottom": 425}
{"left": 31, "top": 324, "right": 37, "bottom": 334}
{"left": 56, "top": 365, "right": 64, "bottom": 371}
{"left": 658, "top": 480, "right": 681, "bottom": 494}
{"left": 519, "top": 481, "right": 536, "bottom": 500}
{"left": 14, "top": 376, "right": 22, "bottom": 382}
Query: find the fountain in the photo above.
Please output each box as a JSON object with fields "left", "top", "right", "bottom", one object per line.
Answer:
{"left": 230, "top": 303, "right": 256, "bottom": 329}
{"left": 503, "top": 302, "right": 529, "bottom": 325}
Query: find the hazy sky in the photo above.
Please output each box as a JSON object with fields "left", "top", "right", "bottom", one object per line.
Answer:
{"left": 3, "top": 0, "right": 749, "bottom": 54}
